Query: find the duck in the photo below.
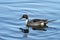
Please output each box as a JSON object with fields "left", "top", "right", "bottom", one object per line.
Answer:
{"left": 19, "top": 14, "right": 56, "bottom": 33}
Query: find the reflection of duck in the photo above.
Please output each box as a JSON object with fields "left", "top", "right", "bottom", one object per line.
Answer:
{"left": 19, "top": 28, "right": 29, "bottom": 33}
{"left": 19, "top": 14, "right": 56, "bottom": 33}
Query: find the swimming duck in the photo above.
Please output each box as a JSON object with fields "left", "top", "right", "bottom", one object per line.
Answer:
{"left": 19, "top": 14, "right": 56, "bottom": 33}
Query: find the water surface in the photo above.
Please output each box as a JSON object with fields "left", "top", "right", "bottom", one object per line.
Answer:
{"left": 0, "top": 0, "right": 60, "bottom": 40}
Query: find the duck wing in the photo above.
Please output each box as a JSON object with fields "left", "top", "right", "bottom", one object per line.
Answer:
{"left": 27, "top": 21, "right": 40, "bottom": 27}
{"left": 29, "top": 19, "right": 47, "bottom": 23}
{"left": 29, "top": 19, "right": 41, "bottom": 23}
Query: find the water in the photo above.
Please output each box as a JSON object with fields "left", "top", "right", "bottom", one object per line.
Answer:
{"left": 0, "top": 0, "right": 60, "bottom": 40}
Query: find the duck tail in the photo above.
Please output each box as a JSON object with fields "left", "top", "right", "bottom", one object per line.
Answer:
{"left": 47, "top": 20, "right": 56, "bottom": 23}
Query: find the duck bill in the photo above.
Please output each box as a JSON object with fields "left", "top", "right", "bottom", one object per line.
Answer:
{"left": 19, "top": 17, "right": 22, "bottom": 20}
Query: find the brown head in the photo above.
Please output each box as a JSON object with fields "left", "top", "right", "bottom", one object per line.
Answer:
{"left": 21, "top": 14, "right": 28, "bottom": 19}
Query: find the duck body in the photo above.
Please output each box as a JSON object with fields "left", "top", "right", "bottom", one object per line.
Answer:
{"left": 27, "top": 19, "right": 48, "bottom": 30}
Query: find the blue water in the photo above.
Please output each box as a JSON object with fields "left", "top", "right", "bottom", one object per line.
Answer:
{"left": 0, "top": 0, "right": 60, "bottom": 40}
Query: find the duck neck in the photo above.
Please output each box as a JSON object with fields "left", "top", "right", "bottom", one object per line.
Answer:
{"left": 26, "top": 19, "right": 29, "bottom": 25}
{"left": 26, "top": 19, "right": 29, "bottom": 29}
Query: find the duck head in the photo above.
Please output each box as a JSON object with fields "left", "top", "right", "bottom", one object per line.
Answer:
{"left": 20, "top": 14, "right": 29, "bottom": 25}
{"left": 20, "top": 14, "right": 28, "bottom": 19}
